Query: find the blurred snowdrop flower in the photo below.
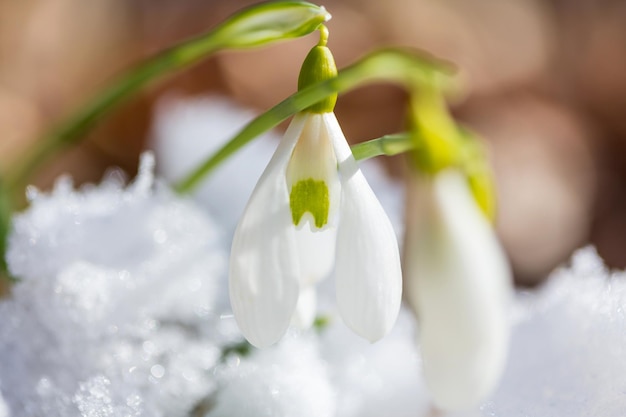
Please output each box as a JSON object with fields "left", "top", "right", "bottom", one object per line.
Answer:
{"left": 404, "top": 169, "right": 512, "bottom": 411}
{"left": 229, "top": 37, "right": 402, "bottom": 348}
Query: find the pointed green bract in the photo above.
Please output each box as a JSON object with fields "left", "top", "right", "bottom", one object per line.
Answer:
{"left": 212, "top": 1, "right": 331, "bottom": 49}
{"left": 289, "top": 178, "right": 330, "bottom": 228}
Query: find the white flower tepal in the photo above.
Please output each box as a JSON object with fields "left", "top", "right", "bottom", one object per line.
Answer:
{"left": 229, "top": 111, "right": 402, "bottom": 348}
{"left": 404, "top": 169, "right": 512, "bottom": 411}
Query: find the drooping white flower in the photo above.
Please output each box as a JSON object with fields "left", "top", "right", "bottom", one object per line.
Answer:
{"left": 403, "top": 169, "right": 512, "bottom": 411}
{"left": 229, "top": 110, "right": 402, "bottom": 348}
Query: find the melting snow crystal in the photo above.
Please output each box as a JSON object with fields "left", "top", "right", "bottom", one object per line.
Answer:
{"left": 485, "top": 246, "right": 626, "bottom": 417}
{"left": 207, "top": 333, "right": 336, "bottom": 417}
{"left": 0, "top": 153, "right": 229, "bottom": 417}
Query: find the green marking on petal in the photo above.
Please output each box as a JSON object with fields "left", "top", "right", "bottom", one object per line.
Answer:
{"left": 289, "top": 178, "right": 330, "bottom": 228}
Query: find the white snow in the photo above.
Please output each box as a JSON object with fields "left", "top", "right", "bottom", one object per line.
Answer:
{"left": 207, "top": 332, "right": 336, "bottom": 417}
{"left": 1, "top": 154, "right": 230, "bottom": 416}
{"left": 0, "top": 95, "right": 623, "bottom": 416}
{"left": 484, "top": 246, "right": 626, "bottom": 417}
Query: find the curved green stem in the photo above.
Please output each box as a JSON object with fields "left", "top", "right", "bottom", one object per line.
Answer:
{"left": 5, "top": 42, "right": 221, "bottom": 193}
{"left": 174, "top": 47, "right": 454, "bottom": 193}
{"left": 0, "top": 180, "right": 12, "bottom": 282}
{"left": 351, "top": 133, "right": 414, "bottom": 161}
{"left": 4, "top": 1, "right": 329, "bottom": 196}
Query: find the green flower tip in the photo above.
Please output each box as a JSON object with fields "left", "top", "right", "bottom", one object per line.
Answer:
{"left": 459, "top": 130, "right": 497, "bottom": 222}
{"left": 298, "top": 27, "right": 338, "bottom": 113}
{"left": 213, "top": 1, "right": 331, "bottom": 49}
{"left": 411, "top": 122, "right": 497, "bottom": 222}
{"left": 467, "top": 171, "right": 496, "bottom": 223}
{"left": 408, "top": 80, "right": 461, "bottom": 175}
{"left": 289, "top": 178, "right": 330, "bottom": 228}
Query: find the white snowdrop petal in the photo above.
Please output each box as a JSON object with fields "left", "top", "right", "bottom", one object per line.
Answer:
{"left": 404, "top": 170, "right": 512, "bottom": 410}
{"left": 335, "top": 173, "right": 403, "bottom": 342}
{"left": 229, "top": 114, "right": 309, "bottom": 348}
{"left": 324, "top": 113, "right": 402, "bottom": 342}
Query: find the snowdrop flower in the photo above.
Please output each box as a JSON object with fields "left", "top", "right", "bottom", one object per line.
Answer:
{"left": 404, "top": 169, "right": 512, "bottom": 411}
{"left": 229, "top": 33, "right": 402, "bottom": 348}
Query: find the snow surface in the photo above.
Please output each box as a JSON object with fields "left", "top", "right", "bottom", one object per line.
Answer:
{"left": 1, "top": 154, "right": 230, "bottom": 417}
{"left": 0, "top": 96, "right": 624, "bottom": 416}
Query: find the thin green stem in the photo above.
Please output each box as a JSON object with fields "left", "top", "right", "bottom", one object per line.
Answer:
{"left": 4, "top": 38, "right": 220, "bottom": 193}
{"left": 3, "top": 1, "right": 329, "bottom": 196}
{"left": 317, "top": 25, "right": 329, "bottom": 46}
{"left": 351, "top": 133, "right": 414, "bottom": 161}
{"left": 0, "top": 180, "right": 12, "bottom": 282}
{"left": 174, "top": 48, "right": 454, "bottom": 193}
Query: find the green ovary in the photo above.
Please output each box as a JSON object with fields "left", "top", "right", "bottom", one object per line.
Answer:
{"left": 289, "top": 178, "right": 330, "bottom": 228}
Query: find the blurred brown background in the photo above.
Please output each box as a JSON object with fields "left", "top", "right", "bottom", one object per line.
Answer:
{"left": 0, "top": 0, "right": 624, "bottom": 285}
